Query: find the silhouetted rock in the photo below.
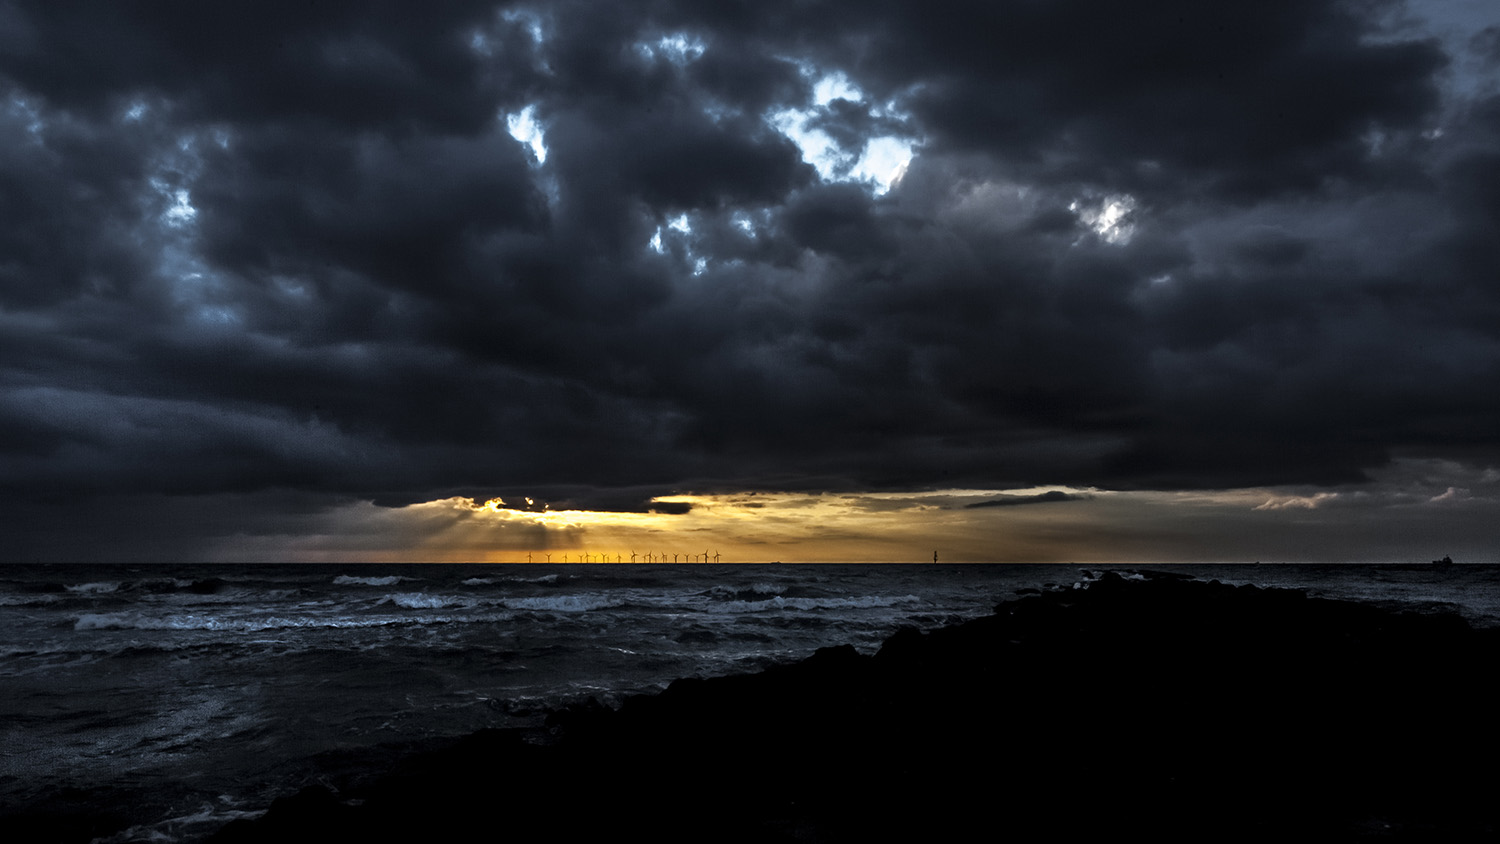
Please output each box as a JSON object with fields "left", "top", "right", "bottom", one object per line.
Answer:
{"left": 186, "top": 577, "right": 226, "bottom": 594}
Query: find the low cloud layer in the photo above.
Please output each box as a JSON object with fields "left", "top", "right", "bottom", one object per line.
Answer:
{"left": 3, "top": 1, "right": 1499, "bottom": 559}
{"left": 966, "top": 491, "right": 1087, "bottom": 508}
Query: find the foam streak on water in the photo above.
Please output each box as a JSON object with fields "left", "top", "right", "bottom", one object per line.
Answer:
{"left": 2, "top": 562, "right": 1498, "bottom": 841}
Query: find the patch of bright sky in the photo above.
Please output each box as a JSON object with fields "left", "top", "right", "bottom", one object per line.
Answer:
{"left": 486, "top": 8, "right": 551, "bottom": 74}
{"left": 507, "top": 104, "right": 547, "bottom": 163}
{"left": 637, "top": 32, "right": 706, "bottom": 65}
{"left": 158, "top": 244, "right": 242, "bottom": 327}
{"left": 768, "top": 109, "right": 848, "bottom": 179}
{"left": 768, "top": 67, "right": 916, "bottom": 195}
{"left": 733, "top": 211, "right": 756, "bottom": 235}
{"left": 500, "top": 7, "right": 545, "bottom": 45}
{"left": 812, "top": 71, "right": 862, "bottom": 106}
{"left": 137, "top": 131, "right": 249, "bottom": 328}
{"left": 1070, "top": 194, "right": 1137, "bottom": 245}
{"left": 163, "top": 186, "right": 197, "bottom": 227}
{"left": 647, "top": 213, "right": 708, "bottom": 274}
{"left": 145, "top": 132, "right": 206, "bottom": 230}
{"left": 850, "top": 137, "right": 913, "bottom": 193}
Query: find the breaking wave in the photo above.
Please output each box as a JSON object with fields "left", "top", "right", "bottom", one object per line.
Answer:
{"left": 707, "top": 583, "right": 785, "bottom": 601}
{"left": 503, "top": 594, "right": 622, "bottom": 613}
{"left": 333, "top": 575, "right": 413, "bottom": 587}
{"left": 65, "top": 581, "right": 120, "bottom": 594}
{"left": 0, "top": 593, "right": 60, "bottom": 607}
{"left": 380, "top": 593, "right": 472, "bottom": 610}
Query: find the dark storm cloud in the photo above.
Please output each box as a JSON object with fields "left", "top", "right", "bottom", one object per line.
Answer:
{"left": 2, "top": 0, "right": 1498, "bottom": 558}
{"left": 966, "top": 491, "right": 1088, "bottom": 509}
{"left": 860, "top": 1, "right": 1446, "bottom": 197}
{"left": 1470, "top": 26, "right": 1500, "bottom": 66}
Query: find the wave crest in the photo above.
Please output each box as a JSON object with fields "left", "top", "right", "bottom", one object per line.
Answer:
{"left": 333, "top": 575, "right": 412, "bottom": 587}
{"left": 381, "top": 593, "right": 470, "bottom": 610}
{"left": 503, "top": 594, "right": 621, "bottom": 613}
{"left": 65, "top": 582, "right": 120, "bottom": 594}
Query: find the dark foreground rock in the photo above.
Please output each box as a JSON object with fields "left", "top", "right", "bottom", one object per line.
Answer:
{"left": 206, "top": 573, "right": 1499, "bottom": 842}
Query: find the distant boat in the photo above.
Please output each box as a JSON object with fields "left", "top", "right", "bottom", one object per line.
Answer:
{"left": 1431, "top": 555, "right": 1455, "bottom": 570}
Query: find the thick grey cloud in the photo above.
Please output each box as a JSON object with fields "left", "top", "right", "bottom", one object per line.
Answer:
{"left": 2, "top": 0, "right": 1498, "bottom": 559}
{"left": 966, "top": 491, "right": 1087, "bottom": 508}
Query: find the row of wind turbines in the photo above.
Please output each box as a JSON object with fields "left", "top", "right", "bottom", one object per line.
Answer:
{"left": 525, "top": 551, "right": 722, "bottom": 563}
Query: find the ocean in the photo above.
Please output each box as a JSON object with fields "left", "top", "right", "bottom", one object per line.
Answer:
{"left": 2, "top": 561, "right": 1498, "bottom": 842}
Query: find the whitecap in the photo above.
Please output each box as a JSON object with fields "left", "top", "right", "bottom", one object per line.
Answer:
{"left": 503, "top": 594, "right": 622, "bottom": 613}
{"left": 0, "top": 593, "right": 60, "bottom": 607}
{"left": 382, "top": 592, "right": 470, "bottom": 610}
{"left": 65, "top": 581, "right": 120, "bottom": 594}
{"left": 333, "top": 575, "right": 411, "bottom": 587}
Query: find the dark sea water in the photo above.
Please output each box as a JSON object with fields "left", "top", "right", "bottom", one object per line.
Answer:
{"left": 2, "top": 562, "right": 1498, "bottom": 842}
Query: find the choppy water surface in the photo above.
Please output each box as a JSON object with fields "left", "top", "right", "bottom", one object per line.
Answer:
{"left": 3, "top": 562, "right": 1498, "bottom": 841}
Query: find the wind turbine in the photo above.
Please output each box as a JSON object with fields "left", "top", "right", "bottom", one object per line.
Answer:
{"left": 713, "top": 550, "right": 721, "bottom": 563}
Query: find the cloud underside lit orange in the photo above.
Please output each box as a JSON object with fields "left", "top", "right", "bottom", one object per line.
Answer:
{"left": 205, "top": 459, "right": 1500, "bottom": 563}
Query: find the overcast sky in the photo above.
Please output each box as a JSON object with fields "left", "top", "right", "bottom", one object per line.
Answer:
{"left": 3, "top": 1, "right": 1499, "bottom": 562}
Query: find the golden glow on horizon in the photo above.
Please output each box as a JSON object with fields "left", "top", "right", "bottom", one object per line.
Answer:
{"left": 414, "top": 487, "right": 1111, "bottom": 562}
{"left": 206, "top": 460, "right": 1495, "bottom": 564}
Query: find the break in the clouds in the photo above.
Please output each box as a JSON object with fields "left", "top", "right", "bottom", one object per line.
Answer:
{"left": 2, "top": 0, "right": 1499, "bottom": 561}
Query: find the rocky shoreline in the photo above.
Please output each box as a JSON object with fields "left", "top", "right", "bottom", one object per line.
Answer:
{"left": 7, "top": 571, "right": 1496, "bottom": 842}
{"left": 191, "top": 571, "right": 1500, "bottom": 842}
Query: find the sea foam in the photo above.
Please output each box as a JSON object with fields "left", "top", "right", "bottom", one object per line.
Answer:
{"left": 65, "top": 581, "right": 120, "bottom": 594}
{"left": 503, "top": 594, "right": 622, "bottom": 613}
{"left": 382, "top": 592, "right": 471, "bottom": 610}
{"left": 333, "top": 575, "right": 412, "bottom": 587}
